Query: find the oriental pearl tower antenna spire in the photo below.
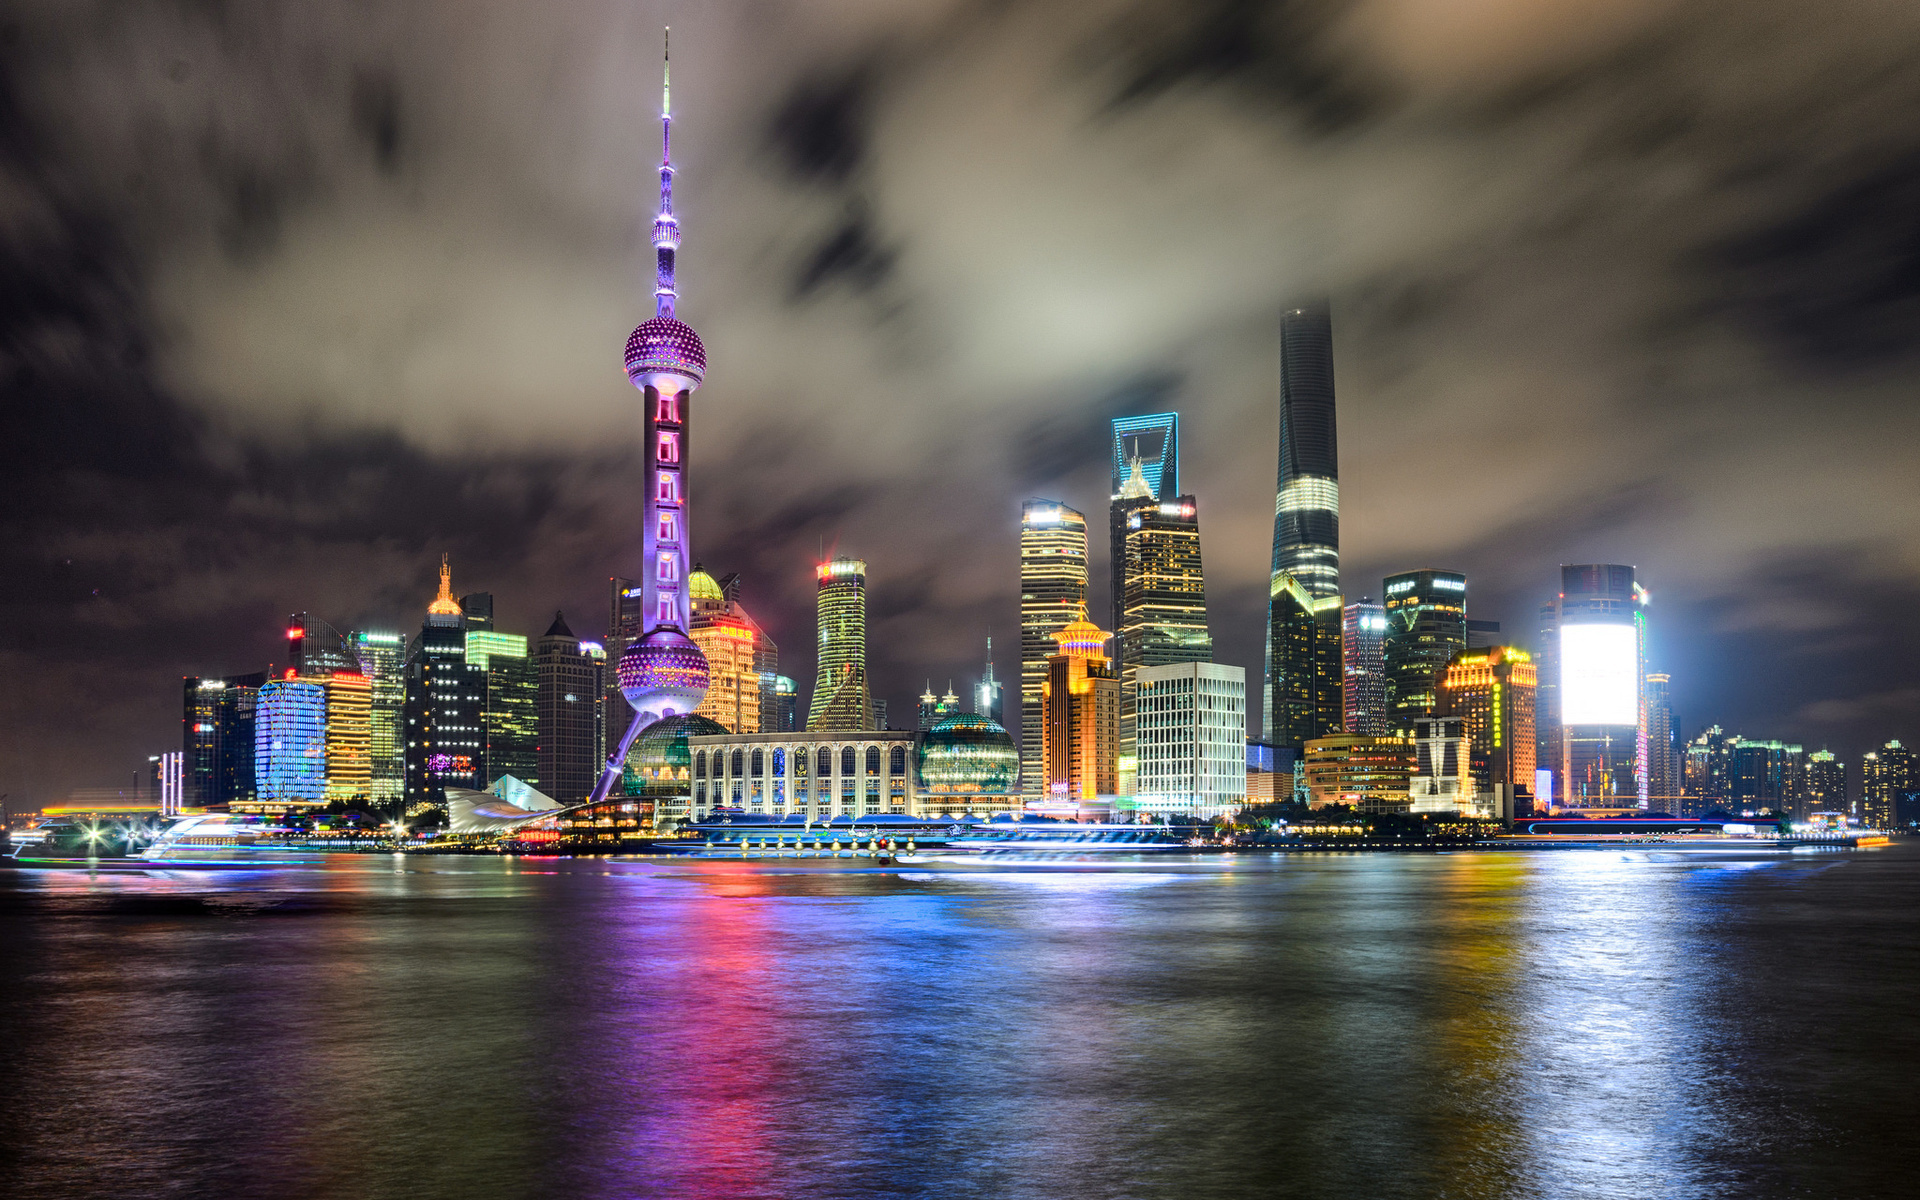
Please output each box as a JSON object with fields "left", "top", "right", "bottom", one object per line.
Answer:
{"left": 587, "top": 26, "right": 711, "bottom": 808}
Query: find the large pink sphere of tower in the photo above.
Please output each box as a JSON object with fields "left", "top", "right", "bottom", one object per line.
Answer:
{"left": 625, "top": 316, "right": 706, "bottom": 389}
{"left": 619, "top": 626, "right": 710, "bottom": 720}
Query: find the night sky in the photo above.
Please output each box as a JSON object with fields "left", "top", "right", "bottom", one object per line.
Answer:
{"left": 6, "top": 0, "right": 1920, "bottom": 806}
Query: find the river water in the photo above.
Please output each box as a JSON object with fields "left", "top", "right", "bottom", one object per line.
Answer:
{"left": 1, "top": 844, "right": 1915, "bottom": 1199}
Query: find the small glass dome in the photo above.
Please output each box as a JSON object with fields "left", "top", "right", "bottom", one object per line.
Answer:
{"left": 917, "top": 713, "right": 1020, "bottom": 796}
{"left": 623, "top": 713, "right": 729, "bottom": 797}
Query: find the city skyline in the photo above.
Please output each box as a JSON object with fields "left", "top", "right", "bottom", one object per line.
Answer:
{"left": 8, "top": 5, "right": 1920, "bottom": 805}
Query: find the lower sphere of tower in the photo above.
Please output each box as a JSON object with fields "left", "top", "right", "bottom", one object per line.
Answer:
{"left": 619, "top": 626, "right": 710, "bottom": 716}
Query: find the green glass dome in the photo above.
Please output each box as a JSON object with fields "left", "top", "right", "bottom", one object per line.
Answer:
{"left": 623, "top": 712, "right": 730, "bottom": 797}
{"left": 917, "top": 713, "right": 1019, "bottom": 796}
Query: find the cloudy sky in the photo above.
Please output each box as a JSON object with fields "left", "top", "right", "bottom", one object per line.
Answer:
{"left": 5, "top": 0, "right": 1920, "bottom": 804}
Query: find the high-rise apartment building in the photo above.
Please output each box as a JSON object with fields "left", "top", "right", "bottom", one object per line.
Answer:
{"left": 1266, "top": 302, "right": 1341, "bottom": 751}
{"left": 1134, "top": 662, "right": 1246, "bottom": 819}
{"left": 1040, "top": 616, "right": 1121, "bottom": 804}
{"left": 1341, "top": 599, "right": 1387, "bottom": 737}
{"left": 1438, "top": 645, "right": 1537, "bottom": 818}
{"left": 182, "top": 671, "right": 266, "bottom": 809}
{"left": 467, "top": 627, "right": 538, "bottom": 787}
{"left": 404, "top": 557, "right": 485, "bottom": 810}
{"left": 1861, "top": 740, "right": 1917, "bottom": 828}
{"left": 1730, "top": 739, "right": 1806, "bottom": 817}
{"left": 1807, "top": 750, "right": 1847, "bottom": 816}
{"left": 1021, "top": 500, "right": 1088, "bottom": 789}
{"left": 1382, "top": 569, "right": 1468, "bottom": 724}
{"left": 1117, "top": 487, "right": 1210, "bottom": 789}
{"left": 534, "top": 611, "right": 604, "bottom": 803}
{"left": 1682, "top": 725, "right": 1739, "bottom": 816}
{"left": 807, "top": 558, "right": 873, "bottom": 731}
{"left": 254, "top": 678, "right": 328, "bottom": 810}
{"left": 1551, "top": 564, "right": 1648, "bottom": 808}
{"left": 349, "top": 631, "right": 406, "bottom": 811}
{"left": 1108, "top": 413, "right": 1180, "bottom": 640}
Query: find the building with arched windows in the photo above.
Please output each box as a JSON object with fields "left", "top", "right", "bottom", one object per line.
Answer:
{"left": 679, "top": 730, "right": 1025, "bottom": 821}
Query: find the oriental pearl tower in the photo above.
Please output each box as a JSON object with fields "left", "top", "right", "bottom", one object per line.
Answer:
{"left": 587, "top": 29, "right": 711, "bottom": 805}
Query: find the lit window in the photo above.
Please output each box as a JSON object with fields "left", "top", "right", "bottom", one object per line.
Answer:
{"left": 655, "top": 391, "right": 680, "bottom": 424}
{"left": 657, "top": 512, "right": 678, "bottom": 542}
{"left": 657, "top": 431, "right": 680, "bottom": 464}
{"left": 657, "top": 554, "right": 678, "bottom": 583}
{"left": 656, "top": 471, "right": 679, "bottom": 503}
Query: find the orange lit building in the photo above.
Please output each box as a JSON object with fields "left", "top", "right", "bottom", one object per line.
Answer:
{"left": 1040, "top": 615, "right": 1121, "bottom": 802}
{"left": 691, "top": 612, "right": 761, "bottom": 733}
{"left": 322, "top": 671, "right": 373, "bottom": 805}
{"left": 1438, "top": 645, "right": 1537, "bottom": 816}
{"left": 1303, "top": 733, "right": 1415, "bottom": 812}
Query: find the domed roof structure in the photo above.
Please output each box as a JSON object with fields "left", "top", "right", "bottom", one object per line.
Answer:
{"left": 622, "top": 712, "right": 729, "bottom": 797}
{"left": 917, "top": 713, "right": 1020, "bottom": 797}
{"left": 624, "top": 316, "right": 706, "bottom": 385}
{"left": 688, "top": 567, "right": 724, "bottom": 602}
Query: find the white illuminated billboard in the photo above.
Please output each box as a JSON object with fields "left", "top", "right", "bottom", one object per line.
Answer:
{"left": 1559, "top": 623, "right": 1638, "bottom": 725}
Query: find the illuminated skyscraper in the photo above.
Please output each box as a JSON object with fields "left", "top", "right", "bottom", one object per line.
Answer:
{"left": 1266, "top": 574, "right": 1342, "bottom": 751}
{"left": 713, "top": 570, "right": 781, "bottom": 734}
{"left": 1438, "top": 646, "right": 1537, "bottom": 818}
{"left": 254, "top": 678, "right": 328, "bottom": 809}
{"left": 404, "top": 556, "right": 485, "bottom": 809}
{"left": 1108, "top": 413, "right": 1179, "bottom": 638}
{"left": 1730, "top": 739, "right": 1806, "bottom": 817}
{"left": 1021, "top": 499, "right": 1088, "bottom": 791}
{"left": 807, "top": 558, "right": 873, "bottom": 731}
{"left": 286, "top": 614, "right": 353, "bottom": 676}
{"left": 1265, "top": 302, "right": 1341, "bottom": 749}
{"left": 976, "top": 634, "right": 1004, "bottom": 727}
{"left": 536, "top": 611, "right": 604, "bottom": 803}
{"left": 1117, "top": 484, "right": 1210, "bottom": 786}
{"left": 322, "top": 671, "right": 372, "bottom": 805}
{"left": 1860, "top": 740, "right": 1915, "bottom": 828}
{"left": 592, "top": 29, "right": 713, "bottom": 807}
{"left": 1534, "top": 598, "right": 1560, "bottom": 796}
{"left": 182, "top": 671, "right": 266, "bottom": 808}
{"left": 774, "top": 676, "right": 798, "bottom": 732}
{"left": 1550, "top": 564, "right": 1648, "bottom": 807}
{"left": 1382, "top": 569, "right": 1468, "bottom": 724}
{"left": 1134, "top": 662, "right": 1245, "bottom": 819}
{"left": 603, "top": 576, "right": 649, "bottom": 767}
{"left": 1341, "top": 598, "right": 1387, "bottom": 737}
{"left": 692, "top": 611, "right": 761, "bottom": 733}
{"left": 1807, "top": 749, "right": 1847, "bottom": 816}
{"left": 1270, "top": 303, "right": 1340, "bottom": 598}
{"left": 1040, "top": 615, "right": 1121, "bottom": 805}
{"left": 918, "top": 683, "right": 962, "bottom": 730}
{"left": 1643, "top": 673, "right": 1682, "bottom": 810}
{"left": 349, "top": 630, "right": 406, "bottom": 811}
{"left": 467, "top": 626, "right": 538, "bottom": 788}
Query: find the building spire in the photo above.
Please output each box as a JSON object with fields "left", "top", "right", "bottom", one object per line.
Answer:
{"left": 428, "top": 553, "right": 461, "bottom": 616}
{"left": 652, "top": 26, "right": 679, "bottom": 319}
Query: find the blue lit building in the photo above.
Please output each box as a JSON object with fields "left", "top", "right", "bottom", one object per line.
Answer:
{"left": 1109, "top": 413, "right": 1180, "bottom": 639}
{"left": 253, "top": 678, "right": 328, "bottom": 809}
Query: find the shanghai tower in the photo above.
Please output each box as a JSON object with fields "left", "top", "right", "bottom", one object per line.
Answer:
{"left": 1264, "top": 302, "right": 1343, "bottom": 749}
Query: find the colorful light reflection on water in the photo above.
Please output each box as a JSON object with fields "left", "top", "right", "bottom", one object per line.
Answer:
{"left": 0, "top": 846, "right": 1914, "bottom": 1199}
